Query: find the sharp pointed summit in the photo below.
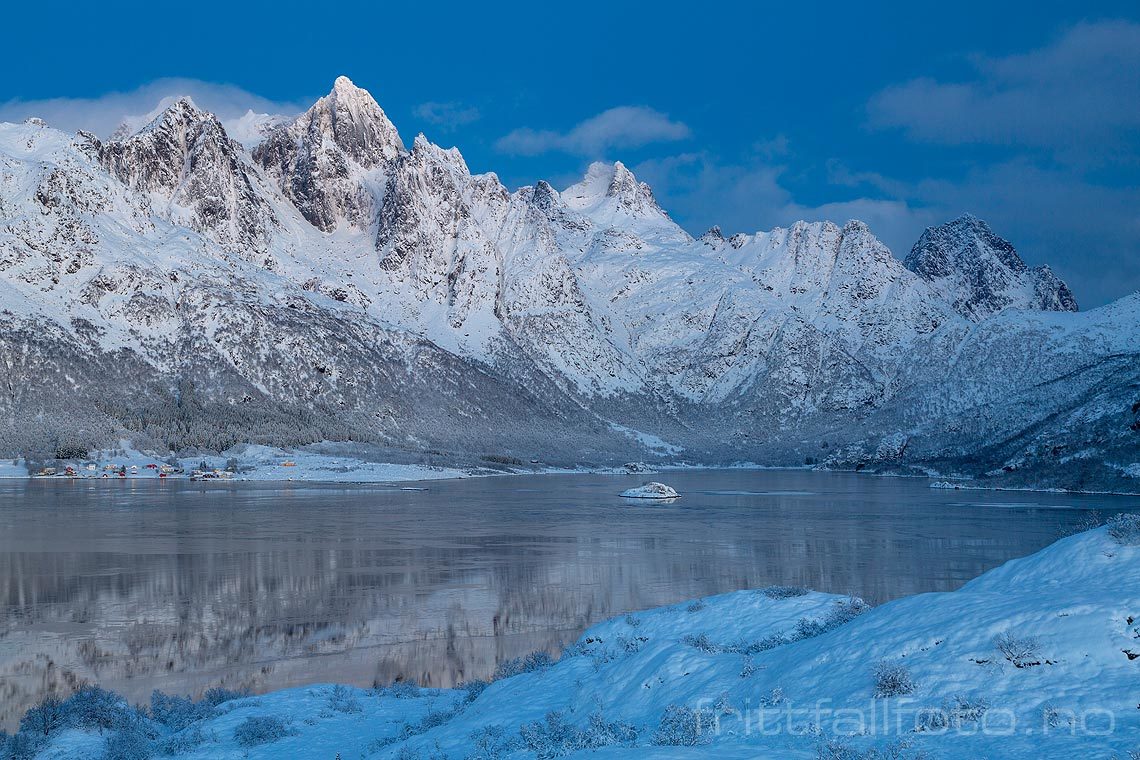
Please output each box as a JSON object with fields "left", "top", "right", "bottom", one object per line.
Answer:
{"left": 561, "top": 161, "right": 688, "bottom": 242}
{"left": 253, "top": 76, "right": 405, "bottom": 232}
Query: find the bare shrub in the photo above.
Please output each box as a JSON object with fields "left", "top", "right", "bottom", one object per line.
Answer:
{"left": 233, "top": 716, "right": 291, "bottom": 748}
{"left": 651, "top": 704, "right": 715, "bottom": 746}
{"left": 761, "top": 585, "right": 810, "bottom": 599}
{"left": 1107, "top": 513, "right": 1140, "bottom": 545}
{"left": 993, "top": 631, "right": 1042, "bottom": 667}
{"left": 873, "top": 661, "right": 915, "bottom": 698}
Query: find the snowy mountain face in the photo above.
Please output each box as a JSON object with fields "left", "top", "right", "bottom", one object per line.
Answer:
{"left": 904, "top": 214, "right": 1079, "bottom": 320}
{"left": 93, "top": 98, "right": 279, "bottom": 264}
{"left": 253, "top": 76, "right": 403, "bottom": 232}
{"left": 0, "top": 79, "right": 1136, "bottom": 490}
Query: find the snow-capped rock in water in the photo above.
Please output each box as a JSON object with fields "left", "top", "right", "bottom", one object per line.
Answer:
{"left": 620, "top": 482, "right": 679, "bottom": 499}
{"left": 0, "top": 77, "right": 1137, "bottom": 491}
{"left": 905, "top": 214, "right": 1079, "bottom": 320}
{"left": 11, "top": 520, "right": 1140, "bottom": 758}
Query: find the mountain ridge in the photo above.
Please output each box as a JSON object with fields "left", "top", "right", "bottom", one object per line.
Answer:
{"left": 0, "top": 78, "right": 1135, "bottom": 491}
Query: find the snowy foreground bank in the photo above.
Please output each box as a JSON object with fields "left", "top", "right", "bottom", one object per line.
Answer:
{"left": 6, "top": 518, "right": 1139, "bottom": 760}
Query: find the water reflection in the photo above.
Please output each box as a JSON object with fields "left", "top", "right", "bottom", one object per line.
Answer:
{"left": 0, "top": 470, "right": 1128, "bottom": 728}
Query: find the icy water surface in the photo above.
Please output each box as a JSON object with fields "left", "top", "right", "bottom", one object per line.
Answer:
{"left": 0, "top": 469, "right": 1132, "bottom": 727}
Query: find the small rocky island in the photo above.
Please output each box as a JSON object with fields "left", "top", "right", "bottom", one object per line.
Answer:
{"left": 619, "top": 482, "right": 680, "bottom": 499}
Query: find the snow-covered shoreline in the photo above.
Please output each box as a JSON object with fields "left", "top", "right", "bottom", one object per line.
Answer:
{"left": 7, "top": 516, "right": 1139, "bottom": 759}
{"left": 4, "top": 447, "right": 1138, "bottom": 497}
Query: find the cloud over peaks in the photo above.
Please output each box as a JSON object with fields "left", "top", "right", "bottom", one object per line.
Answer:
{"left": 496, "top": 106, "right": 691, "bottom": 157}
{"left": 0, "top": 79, "right": 310, "bottom": 139}
{"left": 867, "top": 20, "right": 1140, "bottom": 161}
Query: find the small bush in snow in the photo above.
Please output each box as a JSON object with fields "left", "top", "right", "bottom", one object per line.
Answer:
{"left": 150, "top": 691, "right": 214, "bottom": 732}
{"left": 794, "top": 598, "right": 870, "bottom": 640}
{"left": 1107, "top": 513, "right": 1140, "bottom": 545}
{"left": 682, "top": 632, "right": 717, "bottom": 652}
{"left": 740, "top": 657, "right": 758, "bottom": 678}
{"left": 615, "top": 634, "right": 647, "bottom": 654}
{"left": 943, "top": 695, "right": 989, "bottom": 726}
{"left": 518, "top": 711, "right": 583, "bottom": 758}
{"left": 873, "top": 661, "right": 916, "bottom": 698}
{"left": 624, "top": 614, "right": 642, "bottom": 627}
{"left": 377, "top": 679, "right": 422, "bottom": 699}
{"left": 993, "top": 631, "right": 1042, "bottom": 667}
{"left": 3, "top": 731, "right": 47, "bottom": 760}
{"left": 156, "top": 726, "right": 213, "bottom": 755}
{"left": 914, "top": 695, "right": 989, "bottom": 732}
{"left": 1040, "top": 702, "right": 1073, "bottom": 730}
{"left": 103, "top": 724, "right": 153, "bottom": 760}
{"left": 713, "top": 692, "right": 735, "bottom": 716}
{"left": 761, "top": 585, "right": 810, "bottom": 599}
{"left": 233, "top": 716, "right": 291, "bottom": 748}
{"left": 816, "top": 737, "right": 921, "bottom": 759}
{"left": 758, "top": 687, "right": 785, "bottom": 708}
{"left": 461, "top": 679, "right": 489, "bottom": 703}
{"left": 651, "top": 704, "right": 715, "bottom": 746}
{"left": 580, "top": 712, "right": 638, "bottom": 748}
{"left": 399, "top": 702, "right": 466, "bottom": 741}
{"left": 687, "top": 600, "right": 707, "bottom": 613}
{"left": 200, "top": 687, "right": 246, "bottom": 707}
{"left": 1061, "top": 510, "right": 1103, "bottom": 537}
{"left": 725, "top": 633, "right": 789, "bottom": 655}
{"left": 684, "top": 632, "right": 789, "bottom": 656}
{"left": 327, "top": 685, "right": 362, "bottom": 714}
{"left": 492, "top": 651, "right": 554, "bottom": 681}
{"left": 465, "top": 724, "right": 519, "bottom": 760}
{"left": 66, "top": 685, "right": 137, "bottom": 732}
{"left": 18, "top": 695, "right": 65, "bottom": 736}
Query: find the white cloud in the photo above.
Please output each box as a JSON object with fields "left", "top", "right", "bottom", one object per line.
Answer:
{"left": 497, "top": 106, "right": 690, "bottom": 157}
{"left": 0, "top": 79, "right": 310, "bottom": 139}
{"left": 413, "top": 101, "right": 480, "bottom": 130}
{"left": 861, "top": 20, "right": 1140, "bottom": 305}
{"left": 867, "top": 20, "right": 1140, "bottom": 161}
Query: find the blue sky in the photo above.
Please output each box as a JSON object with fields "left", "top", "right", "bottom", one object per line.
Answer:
{"left": 2, "top": 0, "right": 1138, "bottom": 305}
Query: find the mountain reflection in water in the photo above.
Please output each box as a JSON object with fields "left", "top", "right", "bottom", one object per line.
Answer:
{"left": 0, "top": 470, "right": 1125, "bottom": 729}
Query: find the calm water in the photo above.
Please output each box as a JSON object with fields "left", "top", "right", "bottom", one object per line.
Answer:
{"left": 0, "top": 469, "right": 1133, "bottom": 727}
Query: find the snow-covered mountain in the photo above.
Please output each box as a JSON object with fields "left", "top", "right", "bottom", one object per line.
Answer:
{"left": 0, "top": 77, "right": 1136, "bottom": 490}
{"left": 905, "top": 214, "right": 1079, "bottom": 320}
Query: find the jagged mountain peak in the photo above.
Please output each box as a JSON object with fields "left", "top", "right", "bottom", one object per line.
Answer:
{"left": 332, "top": 74, "right": 361, "bottom": 94}
{"left": 907, "top": 214, "right": 1023, "bottom": 277}
{"left": 905, "top": 215, "right": 1078, "bottom": 320}
{"left": 131, "top": 97, "right": 212, "bottom": 137}
{"left": 564, "top": 161, "right": 647, "bottom": 207}
{"left": 304, "top": 76, "right": 405, "bottom": 166}
{"left": 251, "top": 77, "right": 404, "bottom": 232}
{"left": 410, "top": 132, "right": 465, "bottom": 164}
{"left": 561, "top": 160, "right": 689, "bottom": 243}
{"left": 94, "top": 95, "right": 276, "bottom": 257}
{"left": 699, "top": 225, "right": 725, "bottom": 246}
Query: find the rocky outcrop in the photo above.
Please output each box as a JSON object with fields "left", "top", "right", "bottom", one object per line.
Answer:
{"left": 96, "top": 98, "right": 277, "bottom": 258}
{"left": 904, "top": 214, "right": 1078, "bottom": 320}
